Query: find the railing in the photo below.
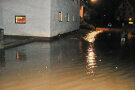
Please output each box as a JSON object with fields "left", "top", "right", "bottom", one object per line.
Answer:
{"left": 0, "top": 28, "right": 4, "bottom": 49}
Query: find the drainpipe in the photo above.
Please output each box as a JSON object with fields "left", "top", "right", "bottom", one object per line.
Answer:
{"left": 0, "top": 28, "right": 4, "bottom": 49}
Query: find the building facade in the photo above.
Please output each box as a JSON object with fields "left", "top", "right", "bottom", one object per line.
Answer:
{"left": 116, "top": 0, "right": 135, "bottom": 22}
{"left": 0, "top": 0, "right": 80, "bottom": 37}
{"left": 80, "top": 0, "right": 91, "bottom": 22}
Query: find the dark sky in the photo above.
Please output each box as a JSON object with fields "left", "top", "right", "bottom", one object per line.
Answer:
{"left": 89, "top": 0, "right": 121, "bottom": 25}
{"left": 89, "top": 0, "right": 135, "bottom": 26}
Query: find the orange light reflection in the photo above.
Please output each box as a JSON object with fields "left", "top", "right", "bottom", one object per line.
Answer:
{"left": 84, "top": 31, "right": 102, "bottom": 76}
{"left": 84, "top": 31, "right": 102, "bottom": 43}
{"left": 86, "top": 46, "right": 97, "bottom": 75}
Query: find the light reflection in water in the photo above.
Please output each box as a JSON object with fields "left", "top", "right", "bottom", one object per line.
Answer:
{"left": 79, "top": 41, "right": 83, "bottom": 54}
{"left": 86, "top": 46, "right": 97, "bottom": 75}
{"left": 84, "top": 31, "right": 102, "bottom": 76}
{"left": 16, "top": 50, "right": 27, "bottom": 62}
{"left": 84, "top": 30, "right": 102, "bottom": 43}
{"left": 1, "top": 31, "right": 135, "bottom": 89}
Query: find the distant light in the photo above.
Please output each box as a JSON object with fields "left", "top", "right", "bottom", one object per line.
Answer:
{"left": 91, "top": 0, "right": 98, "bottom": 3}
{"left": 115, "top": 67, "right": 118, "bottom": 69}
{"left": 129, "top": 22, "right": 134, "bottom": 24}
{"left": 129, "top": 18, "right": 132, "bottom": 21}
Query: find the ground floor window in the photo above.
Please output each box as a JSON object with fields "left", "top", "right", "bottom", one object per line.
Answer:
{"left": 15, "top": 16, "right": 26, "bottom": 24}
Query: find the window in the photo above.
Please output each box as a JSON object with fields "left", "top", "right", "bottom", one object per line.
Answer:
{"left": 15, "top": 16, "right": 26, "bottom": 24}
{"left": 72, "top": 16, "right": 75, "bottom": 22}
{"left": 67, "top": 13, "right": 69, "bottom": 22}
{"left": 58, "top": 12, "right": 62, "bottom": 22}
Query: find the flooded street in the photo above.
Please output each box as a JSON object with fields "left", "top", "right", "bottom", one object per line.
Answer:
{"left": 1, "top": 29, "right": 135, "bottom": 90}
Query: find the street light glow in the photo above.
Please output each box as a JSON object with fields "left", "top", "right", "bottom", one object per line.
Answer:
{"left": 91, "top": 0, "right": 98, "bottom": 3}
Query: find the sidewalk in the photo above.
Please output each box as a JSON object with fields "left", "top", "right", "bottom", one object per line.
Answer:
{"left": 4, "top": 36, "right": 35, "bottom": 49}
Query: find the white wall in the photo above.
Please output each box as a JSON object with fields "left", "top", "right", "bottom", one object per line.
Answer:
{"left": 0, "top": 0, "right": 80, "bottom": 38}
{"left": 50, "top": 0, "right": 80, "bottom": 37}
{"left": 0, "top": 5, "right": 3, "bottom": 28}
{"left": 0, "top": 0, "right": 51, "bottom": 37}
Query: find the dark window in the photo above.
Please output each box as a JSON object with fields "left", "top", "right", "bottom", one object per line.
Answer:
{"left": 67, "top": 13, "right": 69, "bottom": 22}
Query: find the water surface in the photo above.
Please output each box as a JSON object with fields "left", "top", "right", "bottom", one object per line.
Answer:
{"left": 0, "top": 30, "right": 135, "bottom": 90}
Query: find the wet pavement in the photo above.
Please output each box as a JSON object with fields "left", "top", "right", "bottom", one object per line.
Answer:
{"left": 1, "top": 29, "right": 135, "bottom": 90}
{"left": 3, "top": 36, "right": 27, "bottom": 44}
{"left": 3, "top": 36, "right": 35, "bottom": 49}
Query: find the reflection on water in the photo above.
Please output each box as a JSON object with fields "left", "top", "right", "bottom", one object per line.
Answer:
{"left": 84, "top": 30, "right": 102, "bottom": 43}
{"left": 16, "top": 50, "right": 27, "bottom": 62}
{"left": 0, "top": 30, "right": 135, "bottom": 90}
{"left": 86, "top": 46, "right": 97, "bottom": 76}
{"left": 85, "top": 31, "right": 102, "bottom": 76}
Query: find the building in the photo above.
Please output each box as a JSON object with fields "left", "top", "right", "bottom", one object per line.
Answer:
{"left": 116, "top": 0, "right": 135, "bottom": 22}
{"left": 0, "top": 0, "right": 80, "bottom": 38}
{"left": 80, "top": 0, "right": 91, "bottom": 22}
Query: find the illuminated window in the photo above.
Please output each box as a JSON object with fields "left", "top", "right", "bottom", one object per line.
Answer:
{"left": 15, "top": 16, "right": 26, "bottom": 24}
{"left": 67, "top": 13, "right": 69, "bottom": 22}
{"left": 58, "top": 12, "right": 62, "bottom": 22}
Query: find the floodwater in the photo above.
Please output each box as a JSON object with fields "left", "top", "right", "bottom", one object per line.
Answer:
{"left": 1, "top": 29, "right": 135, "bottom": 90}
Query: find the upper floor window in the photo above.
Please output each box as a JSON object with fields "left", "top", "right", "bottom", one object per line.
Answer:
{"left": 67, "top": 13, "right": 70, "bottom": 22}
{"left": 58, "top": 12, "right": 62, "bottom": 22}
{"left": 72, "top": 16, "right": 75, "bottom": 22}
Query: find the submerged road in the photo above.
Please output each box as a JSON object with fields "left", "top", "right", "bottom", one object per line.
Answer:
{"left": 0, "top": 28, "right": 135, "bottom": 90}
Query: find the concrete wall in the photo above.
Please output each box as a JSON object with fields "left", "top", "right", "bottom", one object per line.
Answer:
{"left": 50, "top": 0, "right": 80, "bottom": 37}
{"left": 0, "top": 0, "right": 80, "bottom": 37}
{"left": 0, "top": 0, "right": 51, "bottom": 37}
{"left": 0, "top": 5, "right": 3, "bottom": 28}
